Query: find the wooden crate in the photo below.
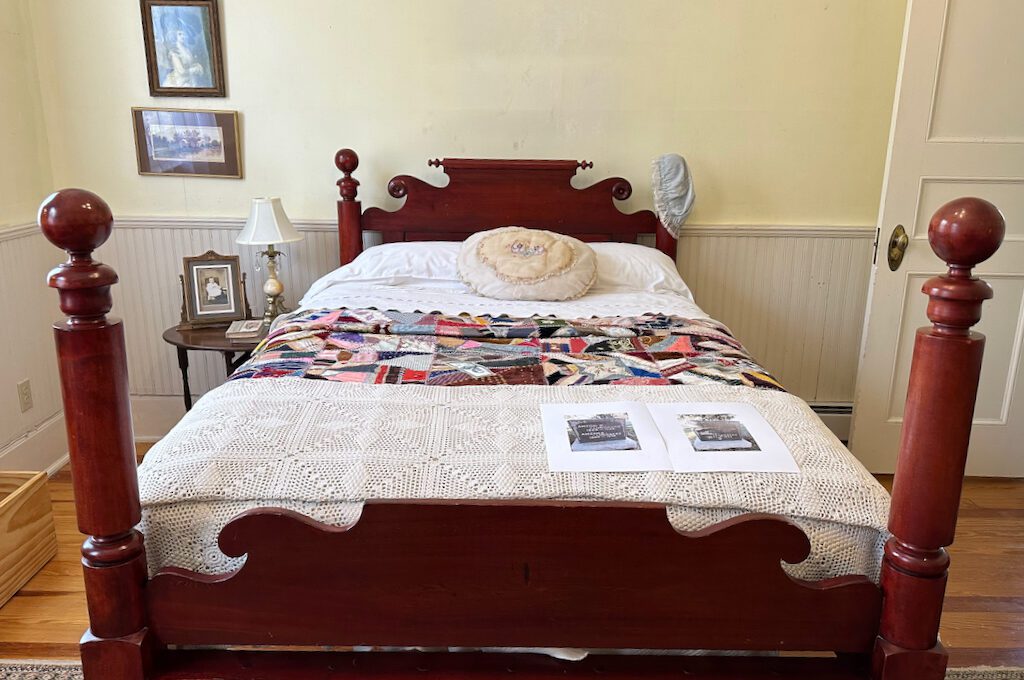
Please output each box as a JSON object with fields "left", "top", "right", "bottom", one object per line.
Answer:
{"left": 0, "top": 472, "right": 58, "bottom": 608}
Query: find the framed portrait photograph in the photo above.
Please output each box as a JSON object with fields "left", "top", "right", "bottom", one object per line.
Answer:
{"left": 140, "top": 0, "right": 225, "bottom": 97}
{"left": 132, "top": 107, "right": 242, "bottom": 178}
{"left": 181, "top": 251, "right": 246, "bottom": 326}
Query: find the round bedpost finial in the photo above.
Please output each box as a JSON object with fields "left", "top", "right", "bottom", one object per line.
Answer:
{"left": 928, "top": 197, "right": 1004, "bottom": 274}
{"left": 923, "top": 197, "right": 1004, "bottom": 334}
{"left": 39, "top": 188, "right": 113, "bottom": 255}
{"left": 40, "top": 188, "right": 119, "bottom": 322}
{"left": 335, "top": 148, "right": 360, "bottom": 201}
{"left": 335, "top": 148, "right": 359, "bottom": 174}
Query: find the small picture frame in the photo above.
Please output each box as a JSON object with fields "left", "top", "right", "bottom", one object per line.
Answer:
{"left": 180, "top": 251, "right": 246, "bottom": 327}
{"left": 140, "top": 0, "right": 225, "bottom": 97}
{"left": 132, "top": 107, "right": 241, "bottom": 178}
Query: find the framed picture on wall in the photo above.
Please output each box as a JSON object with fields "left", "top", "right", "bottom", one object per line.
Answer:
{"left": 140, "top": 0, "right": 225, "bottom": 97}
{"left": 180, "top": 251, "right": 246, "bottom": 327}
{"left": 132, "top": 107, "right": 242, "bottom": 178}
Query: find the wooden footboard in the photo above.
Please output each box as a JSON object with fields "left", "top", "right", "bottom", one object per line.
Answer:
{"left": 39, "top": 186, "right": 1004, "bottom": 680}
{"left": 147, "top": 504, "right": 880, "bottom": 651}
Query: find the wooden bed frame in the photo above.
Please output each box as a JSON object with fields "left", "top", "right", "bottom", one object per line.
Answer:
{"left": 40, "top": 149, "right": 1005, "bottom": 680}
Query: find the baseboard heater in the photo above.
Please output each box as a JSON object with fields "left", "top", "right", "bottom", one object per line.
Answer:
{"left": 809, "top": 403, "right": 853, "bottom": 443}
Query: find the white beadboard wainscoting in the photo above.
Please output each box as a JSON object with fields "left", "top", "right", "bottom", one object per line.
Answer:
{"left": 0, "top": 225, "right": 67, "bottom": 473}
{"left": 92, "top": 219, "right": 874, "bottom": 438}
{"left": 678, "top": 226, "right": 875, "bottom": 406}
{"left": 97, "top": 217, "right": 341, "bottom": 437}
{"left": 9, "top": 218, "right": 874, "bottom": 442}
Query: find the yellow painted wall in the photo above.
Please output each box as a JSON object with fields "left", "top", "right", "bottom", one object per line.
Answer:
{"left": 0, "top": 0, "right": 51, "bottom": 227}
{"left": 29, "top": 0, "right": 905, "bottom": 225}
{"left": 0, "top": 1, "right": 62, "bottom": 468}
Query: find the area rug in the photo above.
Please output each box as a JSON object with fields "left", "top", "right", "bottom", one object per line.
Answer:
{"left": 0, "top": 661, "right": 1022, "bottom": 679}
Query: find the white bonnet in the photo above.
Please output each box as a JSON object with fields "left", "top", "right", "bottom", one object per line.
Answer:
{"left": 652, "top": 154, "right": 695, "bottom": 239}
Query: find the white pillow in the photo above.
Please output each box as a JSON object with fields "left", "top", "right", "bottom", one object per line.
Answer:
{"left": 590, "top": 242, "right": 692, "bottom": 298}
{"left": 323, "top": 241, "right": 461, "bottom": 285}
{"left": 301, "top": 239, "right": 692, "bottom": 306}
{"left": 457, "top": 227, "right": 597, "bottom": 301}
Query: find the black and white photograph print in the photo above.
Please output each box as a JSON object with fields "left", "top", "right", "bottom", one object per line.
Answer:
{"left": 565, "top": 412, "right": 640, "bottom": 452}
{"left": 541, "top": 401, "right": 671, "bottom": 472}
{"left": 647, "top": 401, "right": 799, "bottom": 474}
{"left": 180, "top": 251, "right": 246, "bottom": 327}
{"left": 141, "top": 0, "right": 225, "bottom": 96}
{"left": 194, "top": 264, "right": 233, "bottom": 314}
{"left": 678, "top": 413, "right": 760, "bottom": 452}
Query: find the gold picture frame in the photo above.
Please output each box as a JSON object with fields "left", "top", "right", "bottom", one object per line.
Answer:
{"left": 140, "top": 0, "right": 226, "bottom": 97}
{"left": 179, "top": 250, "right": 247, "bottom": 328}
{"left": 132, "top": 107, "right": 242, "bottom": 178}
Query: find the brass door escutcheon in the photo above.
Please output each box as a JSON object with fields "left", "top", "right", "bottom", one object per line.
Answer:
{"left": 887, "top": 224, "right": 909, "bottom": 271}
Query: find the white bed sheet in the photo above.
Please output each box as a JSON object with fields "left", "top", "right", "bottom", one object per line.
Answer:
{"left": 298, "top": 281, "right": 709, "bottom": 320}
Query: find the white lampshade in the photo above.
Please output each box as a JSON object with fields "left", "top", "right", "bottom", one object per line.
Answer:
{"left": 236, "top": 197, "right": 303, "bottom": 246}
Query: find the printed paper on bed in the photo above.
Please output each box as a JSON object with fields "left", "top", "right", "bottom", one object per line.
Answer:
{"left": 541, "top": 402, "right": 671, "bottom": 472}
{"left": 647, "top": 402, "right": 799, "bottom": 474}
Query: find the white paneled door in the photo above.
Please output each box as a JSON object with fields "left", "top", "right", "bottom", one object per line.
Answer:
{"left": 851, "top": 0, "right": 1024, "bottom": 475}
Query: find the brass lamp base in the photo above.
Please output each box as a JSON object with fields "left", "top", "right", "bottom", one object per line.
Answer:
{"left": 259, "top": 244, "right": 288, "bottom": 325}
{"left": 263, "top": 290, "right": 287, "bottom": 325}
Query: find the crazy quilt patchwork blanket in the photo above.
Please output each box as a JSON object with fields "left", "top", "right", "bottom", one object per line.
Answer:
{"left": 231, "top": 308, "right": 784, "bottom": 390}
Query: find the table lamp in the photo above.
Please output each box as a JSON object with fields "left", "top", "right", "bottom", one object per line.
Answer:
{"left": 236, "top": 197, "right": 303, "bottom": 325}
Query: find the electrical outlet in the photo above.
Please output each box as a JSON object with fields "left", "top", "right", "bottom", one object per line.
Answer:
{"left": 17, "top": 379, "right": 33, "bottom": 413}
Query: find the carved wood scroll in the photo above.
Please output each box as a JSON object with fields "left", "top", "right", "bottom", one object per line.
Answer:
{"left": 357, "top": 155, "right": 669, "bottom": 250}
{"left": 148, "top": 502, "right": 881, "bottom": 653}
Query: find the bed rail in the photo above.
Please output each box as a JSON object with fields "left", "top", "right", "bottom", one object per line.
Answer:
{"left": 41, "top": 189, "right": 1003, "bottom": 680}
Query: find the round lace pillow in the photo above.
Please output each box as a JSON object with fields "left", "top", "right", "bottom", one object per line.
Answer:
{"left": 458, "top": 227, "right": 597, "bottom": 301}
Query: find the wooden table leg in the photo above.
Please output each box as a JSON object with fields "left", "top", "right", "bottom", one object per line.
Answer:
{"left": 222, "top": 351, "right": 252, "bottom": 377}
{"left": 177, "top": 347, "right": 192, "bottom": 411}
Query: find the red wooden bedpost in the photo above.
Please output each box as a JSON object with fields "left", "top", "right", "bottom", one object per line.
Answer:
{"left": 873, "top": 197, "right": 1005, "bottom": 679}
{"left": 41, "top": 190, "right": 152, "bottom": 680}
{"left": 655, "top": 222, "right": 676, "bottom": 260}
{"left": 336, "top": 148, "right": 363, "bottom": 265}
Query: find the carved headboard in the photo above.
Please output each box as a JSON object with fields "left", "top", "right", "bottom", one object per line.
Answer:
{"left": 335, "top": 149, "right": 676, "bottom": 266}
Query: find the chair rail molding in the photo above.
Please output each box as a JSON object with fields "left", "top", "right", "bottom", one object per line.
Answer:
{"left": 114, "top": 216, "right": 337, "bottom": 233}
{"left": 681, "top": 224, "right": 874, "bottom": 239}
{"left": 0, "top": 222, "right": 42, "bottom": 242}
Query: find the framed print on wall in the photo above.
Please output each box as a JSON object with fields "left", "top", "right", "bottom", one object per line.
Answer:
{"left": 132, "top": 107, "right": 242, "bottom": 178}
{"left": 140, "top": 0, "right": 225, "bottom": 97}
{"left": 180, "top": 251, "right": 246, "bottom": 327}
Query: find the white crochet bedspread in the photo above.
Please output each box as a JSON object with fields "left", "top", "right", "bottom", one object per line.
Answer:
{"left": 137, "top": 377, "right": 890, "bottom": 581}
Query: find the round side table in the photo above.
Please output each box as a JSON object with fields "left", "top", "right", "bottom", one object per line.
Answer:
{"left": 162, "top": 325, "right": 263, "bottom": 410}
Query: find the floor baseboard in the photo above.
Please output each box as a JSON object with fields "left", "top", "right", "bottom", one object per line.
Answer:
{"left": 130, "top": 395, "right": 187, "bottom": 440}
{"left": 809, "top": 403, "right": 853, "bottom": 442}
{"left": 0, "top": 413, "right": 68, "bottom": 474}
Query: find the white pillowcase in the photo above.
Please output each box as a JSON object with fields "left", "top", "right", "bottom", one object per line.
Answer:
{"left": 301, "top": 239, "right": 692, "bottom": 303}
{"left": 322, "top": 241, "right": 462, "bottom": 285}
{"left": 589, "top": 242, "right": 691, "bottom": 298}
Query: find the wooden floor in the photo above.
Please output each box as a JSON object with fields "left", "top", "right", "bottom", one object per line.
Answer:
{"left": 0, "top": 458, "right": 1021, "bottom": 666}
